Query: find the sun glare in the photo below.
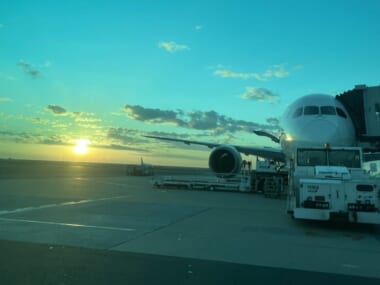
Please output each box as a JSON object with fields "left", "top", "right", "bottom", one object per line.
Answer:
{"left": 73, "top": 139, "right": 90, "bottom": 155}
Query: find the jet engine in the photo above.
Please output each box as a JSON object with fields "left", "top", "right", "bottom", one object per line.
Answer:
{"left": 209, "top": 145, "right": 242, "bottom": 175}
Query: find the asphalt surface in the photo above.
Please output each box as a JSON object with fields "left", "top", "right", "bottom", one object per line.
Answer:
{"left": 1, "top": 160, "right": 380, "bottom": 284}
{"left": 2, "top": 239, "right": 380, "bottom": 285}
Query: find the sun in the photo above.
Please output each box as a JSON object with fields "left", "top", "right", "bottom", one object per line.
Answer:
{"left": 73, "top": 139, "right": 90, "bottom": 155}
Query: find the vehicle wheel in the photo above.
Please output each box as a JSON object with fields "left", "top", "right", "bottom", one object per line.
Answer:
{"left": 287, "top": 210, "right": 295, "bottom": 219}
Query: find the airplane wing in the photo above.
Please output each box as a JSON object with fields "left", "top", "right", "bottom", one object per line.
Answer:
{"left": 144, "top": 135, "right": 286, "bottom": 162}
{"left": 252, "top": 130, "right": 280, "bottom": 143}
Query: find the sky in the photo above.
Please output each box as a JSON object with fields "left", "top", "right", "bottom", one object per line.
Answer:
{"left": 1, "top": 0, "right": 380, "bottom": 167}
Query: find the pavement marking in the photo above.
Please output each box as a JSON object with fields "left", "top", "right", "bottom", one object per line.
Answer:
{"left": 74, "top": 177, "right": 129, "bottom": 187}
{"left": 341, "top": 264, "right": 360, "bottom": 269}
{"left": 0, "top": 217, "right": 136, "bottom": 232}
{"left": 0, "top": 195, "right": 130, "bottom": 216}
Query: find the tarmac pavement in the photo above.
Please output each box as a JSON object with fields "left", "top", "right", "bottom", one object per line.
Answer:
{"left": 1, "top": 160, "right": 380, "bottom": 284}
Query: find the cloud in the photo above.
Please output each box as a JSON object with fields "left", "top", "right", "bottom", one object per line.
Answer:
{"left": 195, "top": 25, "right": 203, "bottom": 30}
{"left": 0, "top": 128, "right": 147, "bottom": 153}
{"left": 292, "top": 64, "right": 304, "bottom": 71}
{"left": 158, "top": 41, "right": 190, "bottom": 53}
{"left": 124, "top": 105, "right": 280, "bottom": 135}
{"left": 74, "top": 117, "right": 102, "bottom": 123}
{"left": 145, "top": 130, "right": 193, "bottom": 139}
{"left": 17, "top": 61, "right": 41, "bottom": 79}
{"left": 97, "top": 144, "right": 147, "bottom": 152}
{"left": 46, "top": 106, "right": 100, "bottom": 123}
{"left": 73, "top": 112, "right": 101, "bottom": 123}
{"left": 214, "top": 69, "right": 263, "bottom": 80}
{"left": 214, "top": 65, "right": 290, "bottom": 81}
{"left": 262, "top": 65, "right": 289, "bottom": 79}
{"left": 124, "top": 105, "right": 183, "bottom": 125}
{"left": 47, "top": 105, "right": 67, "bottom": 115}
{"left": 266, "top": 117, "right": 280, "bottom": 125}
{"left": 40, "top": 61, "right": 52, "bottom": 68}
{"left": 31, "top": 117, "right": 50, "bottom": 124}
{"left": 241, "top": 87, "right": 278, "bottom": 103}
{"left": 107, "top": 128, "right": 145, "bottom": 144}
{"left": 0, "top": 97, "right": 12, "bottom": 102}
{"left": 0, "top": 73, "right": 16, "bottom": 81}
{"left": 39, "top": 135, "right": 69, "bottom": 146}
{"left": 103, "top": 128, "right": 152, "bottom": 152}
{"left": 187, "top": 111, "right": 219, "bottom": 130}
{"left": 0, "top": 130, "right": 69, "bottom": 146}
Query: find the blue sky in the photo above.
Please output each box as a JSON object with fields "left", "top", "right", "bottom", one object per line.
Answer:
{"left": 1, "top": 0, "right": 380, "bottom": 166}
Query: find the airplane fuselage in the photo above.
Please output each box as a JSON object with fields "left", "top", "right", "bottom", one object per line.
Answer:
{"left": 146, "top": 93, "right": 359, "bottom": 175}
{"left": 279, "top": 94, "right": 356, "bottom": 158}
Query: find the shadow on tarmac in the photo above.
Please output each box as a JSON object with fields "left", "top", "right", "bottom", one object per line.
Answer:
{"left": 1, "top": 239, "right": 379, "bottom": 285}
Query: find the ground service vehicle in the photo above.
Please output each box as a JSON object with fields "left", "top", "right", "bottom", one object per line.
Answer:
{"left": 287, "top": 145, "right": 380, "bottom": 224}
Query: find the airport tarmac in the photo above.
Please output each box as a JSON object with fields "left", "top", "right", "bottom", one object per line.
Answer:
{"left": 1, "top": 160, "right": 380, "bottom": 284}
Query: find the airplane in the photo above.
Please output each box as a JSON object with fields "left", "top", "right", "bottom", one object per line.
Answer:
{"left": 126, "top": 157, "right": 154, "bottom": 176}
{"left": 145, "top": 93, "right": 379, "bottom": 176}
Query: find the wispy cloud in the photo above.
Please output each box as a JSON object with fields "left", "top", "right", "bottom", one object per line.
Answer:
{"left": 214, "top": 65, "right": 290, "bottom": 81}
{"left": 46, "top": 105, "right": 101, "bottom": 122}
{"left": 292, "top": 64, "right": 304, "bottom": 71}
{"left": 241, "top": 87, "right": 278, "bottom": 103}
{"left": 0, "top": 72, "right": 16, "bottom": 81}
{"left": 31, "top": 117, "right": 50, "bottom": 124}
{"left": 214, "top": 69, "right": 263, "bottom": 80}
{"left": 261, "top": 65, "right": 289, "bottom": 79}
{"left": 17, "top": 60, "right": 52, "bottom": 79}
{"left": 17, "top": 61, "right": 41, "bottom": 79}
{"left": 0, "top": 128, "right": 148, "bottom": 153}
{"left": 97, "top": 143, "right": 147, "bottom": 152}
{"left": 195, "top": 25, "right": 203, "bottom": 30}
{"left": 107, "top": 128, "right": 146, "bottom": 145}
{"left": 124, "top": 105, "right": 180, "bottom": 124}
{"left": 39, "top": 61, "right": 52, "bottom": 68}
{"left": 124, "top": 104, "right": 280, "bottom": 135}
{"left": 39, "top": 135, "right": 70, "bottom": 146}
{"left": 0, "top": 130, "right": 70, "bottom": 146}
{"left": 266, "top": 117, "right": 280, "bottom": 125}
{"left": 47, "top": 105, "right": 67, "bottom": 115}
{"left": 0, "top": 97, "right": 12, "bottom": 102}
{"left": 158, "top": 41, "right": 190, "bottom": 53}
{"left": 74, "top": 116, "right": 102, "bottom": 123}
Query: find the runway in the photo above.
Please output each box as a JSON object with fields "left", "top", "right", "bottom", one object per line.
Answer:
{"left": 1, "top": 160, "right": 380, "bottom": 284}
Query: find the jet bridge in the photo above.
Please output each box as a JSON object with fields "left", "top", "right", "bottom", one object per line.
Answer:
{"left": 336, "top": 85, "right": 380, "bottom": 152}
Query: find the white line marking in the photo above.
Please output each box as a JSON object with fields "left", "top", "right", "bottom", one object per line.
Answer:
{"left": 0, "top": 195, "right": 130, "bottom": 216}
{"left": 341, "top": 264, "right": 359, "bottom": 269}
{"left": 0, "top": 217, "right": 136, "bottom": 232}
{"left": 74, "top": 177, "right": 128, "bottom": 187}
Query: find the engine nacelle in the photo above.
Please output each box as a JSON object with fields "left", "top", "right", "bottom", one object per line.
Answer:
{"left": 209, "top": 145, "right": 242, "bottom": 175}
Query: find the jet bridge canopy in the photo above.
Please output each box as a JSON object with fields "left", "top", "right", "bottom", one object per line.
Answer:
{"left": 336, "top": 85, "right": 380, "bottom": 152}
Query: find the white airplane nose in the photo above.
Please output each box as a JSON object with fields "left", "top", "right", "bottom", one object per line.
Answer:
{"left": 301, "top": 120, "right": 341, "bottom": 145}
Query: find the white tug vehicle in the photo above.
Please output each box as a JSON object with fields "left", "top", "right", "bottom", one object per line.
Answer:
{"left": 287, "top": 145, "right": 380, "bottom": 224}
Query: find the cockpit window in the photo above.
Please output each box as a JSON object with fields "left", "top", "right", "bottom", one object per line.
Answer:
{"left": 336, "top": 107, "right": 347, "bottom": 118}
{"left": 292, "top": 107, "right": 303, "bottom": 118}
{"left": 304, "top": 106, "right": 319, "bottom": 115}
{"left": 320, "top": 106, "right": 336, "bottom": 115}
